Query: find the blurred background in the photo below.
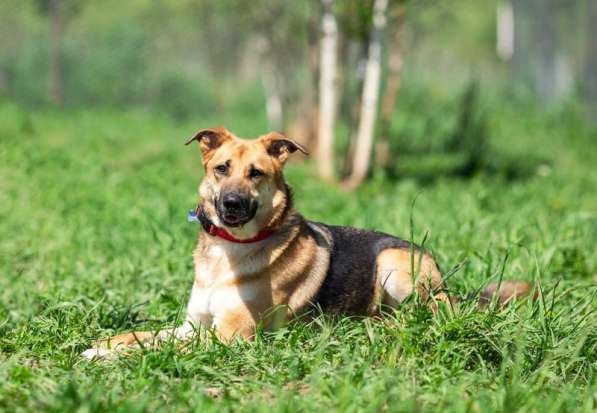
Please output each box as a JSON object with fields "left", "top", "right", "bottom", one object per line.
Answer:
{"left": 0, "top": 0, "right": 595, "bottom": 187}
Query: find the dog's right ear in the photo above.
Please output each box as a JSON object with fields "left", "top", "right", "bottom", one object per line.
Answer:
{"left": 185, "top": 127, "right": 230, "bottom": 164}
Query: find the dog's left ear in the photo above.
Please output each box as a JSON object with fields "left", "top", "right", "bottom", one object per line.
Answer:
{"left": 260, "top": 132, "right": 308, "bottom": 164}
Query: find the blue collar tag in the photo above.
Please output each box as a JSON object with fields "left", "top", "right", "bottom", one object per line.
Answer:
{"left": 188, "top": 209, "right": 199, "bottom": 223}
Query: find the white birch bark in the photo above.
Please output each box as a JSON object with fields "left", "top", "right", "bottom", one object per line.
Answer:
{"left": 496, "top": 1, "right": 514, "bottom": 61}
{"left": 345, "top": 0, "right": 388, "bottom": 189}
{"left": 317, "top": 0, "right": 338, "bottom": 181}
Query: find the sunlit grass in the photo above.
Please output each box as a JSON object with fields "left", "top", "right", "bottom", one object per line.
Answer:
{"left": 0, "top": 102, "right": 595, "bottom": 411}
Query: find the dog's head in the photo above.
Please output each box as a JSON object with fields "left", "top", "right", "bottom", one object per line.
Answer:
{"left": 186, "top": 127, "right": 307, "bottom": 238}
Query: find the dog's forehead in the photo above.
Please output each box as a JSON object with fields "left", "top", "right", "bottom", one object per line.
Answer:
{"left": 210, "top": 137, "right": 270, "bottom": 167}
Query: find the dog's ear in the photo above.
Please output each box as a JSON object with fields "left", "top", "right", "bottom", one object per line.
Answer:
{"left": 185, "top": 127, "right": 231, "bottom": 164}
{"left": 260, "top": 132, "right": 308, "bottom": 164}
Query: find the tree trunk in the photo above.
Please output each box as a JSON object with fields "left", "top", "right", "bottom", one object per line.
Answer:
{"left": 496, "top": 1, "right": 514, "bottom": 61}
{"left": 343, "top": 0, "right": 388, "bottom": 189}
{"left": 317, "top": 0, "right": 338, "bottom": 181}
{"left": 48, "top": 0, "right": 64, "bottom": 105}
{"left": 376, "top": 5, "right": 405, "bottom": 169}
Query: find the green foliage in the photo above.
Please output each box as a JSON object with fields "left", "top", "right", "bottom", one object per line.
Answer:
{"left": 152, "top": 71, "right": 216, "bottom": 120}
{"left": 0, "top": 100, "right": 595, "bottom": 411}
{"left": 0, "top": 0, "right": 316, "bottom": 115}
{"left": 379, "top": 80, "right": 567, "bottom": 182}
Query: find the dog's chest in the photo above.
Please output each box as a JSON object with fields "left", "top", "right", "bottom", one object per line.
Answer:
{"left": 187, "top": 281, "right": 259, "bottom": 327}
{"left": 187, "top": 243, "right": 265, "bottom": 325}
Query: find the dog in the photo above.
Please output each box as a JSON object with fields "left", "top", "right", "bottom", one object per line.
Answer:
{"left": 82, "top": 127, "right": 533, "bottom": 359}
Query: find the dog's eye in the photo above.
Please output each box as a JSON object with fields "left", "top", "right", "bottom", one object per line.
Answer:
{"left": 214, "top": 164, "right": 228, "bottom": 175}
{"left": 249, "top": 168, "right": 264, "bottom": 179}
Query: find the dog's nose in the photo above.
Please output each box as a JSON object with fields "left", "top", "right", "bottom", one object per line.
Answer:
{"left": 222, "top": 193, "right": 243, "bottom": 210}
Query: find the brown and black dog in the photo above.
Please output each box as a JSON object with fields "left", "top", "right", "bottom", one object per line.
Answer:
{"left": 82, "top": 127, "right": 533, "bottom": 359}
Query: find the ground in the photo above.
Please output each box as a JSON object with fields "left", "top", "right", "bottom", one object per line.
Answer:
{"left": 0, "top": 102, "right": 595, "bottom": 412}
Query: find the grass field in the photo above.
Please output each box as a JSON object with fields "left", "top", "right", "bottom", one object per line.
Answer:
{"left": 0, "top": 100, "right": 595, "bottom": 412}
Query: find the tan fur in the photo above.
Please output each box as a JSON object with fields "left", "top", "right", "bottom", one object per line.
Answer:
{"left": 196, "top": 130, "right": 298, "bottom": 239}
{"left": 187, "top": 219, "right": 331, "bottom": 339}
{"left": 91, "top": 331, "right": 158, "bottom": 349}
{"left": 215, "top": 309, "right": 255, "bottom": 341}
{"left": 376, "top": 248, "right": 449, "bottom": 311}
{"left": 479, "top": 281, "right": 537, "bottom": 307}
{"left": 175, "top": 130, "right": 327, "bottom": 343}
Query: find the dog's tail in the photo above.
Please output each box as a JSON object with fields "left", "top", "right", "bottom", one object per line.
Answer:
{"left": 457, "top": 280, "right": 537, "bottom": 308}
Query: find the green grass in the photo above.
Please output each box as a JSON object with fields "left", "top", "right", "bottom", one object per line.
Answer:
{"left": 0, "top": 101, "right": 595, "bottom": 412}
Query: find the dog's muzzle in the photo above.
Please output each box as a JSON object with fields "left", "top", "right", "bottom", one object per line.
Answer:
{"left": 216, "top": 192, "right": 257, "bottom": 227}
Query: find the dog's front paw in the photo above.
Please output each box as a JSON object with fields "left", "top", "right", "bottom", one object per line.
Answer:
{"left": 81, "top": 347, "right": 117, "bottom": 360}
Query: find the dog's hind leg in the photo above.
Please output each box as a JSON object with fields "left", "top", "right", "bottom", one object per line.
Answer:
{"left": 375, "top": 248, "right": 535, "bottom": 313}
{"left": 376, "top": 248, "right": 449, "bottom": 312}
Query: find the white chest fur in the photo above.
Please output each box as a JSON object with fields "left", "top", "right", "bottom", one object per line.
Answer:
{"left": 185, "top": 282, "right": 258, "bottom": 327}
{"left": 185, "top": 239, "right": 270, "bottom": 327}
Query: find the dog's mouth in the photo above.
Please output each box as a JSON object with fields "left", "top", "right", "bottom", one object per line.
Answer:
{"left": 216, "top": 197, "right": 258, "bottom": 228}
{"left": 221, "top": 213, "right": 245, "bottom": 227}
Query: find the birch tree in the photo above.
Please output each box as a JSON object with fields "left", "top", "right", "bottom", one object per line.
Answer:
{"left": 344, "top": 0, "right": 388, "bottom": 189}
{"left": 317, "top": 0, "right": 339, "bottom": 181}
{"left": 496, "top": 0, "right": 514, "bottom": 61}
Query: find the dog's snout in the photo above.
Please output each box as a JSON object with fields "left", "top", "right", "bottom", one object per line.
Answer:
{"left": 217, "top": 191, "right": 257, "bottom": 227}
{"left": 222, "top": 193, "right": 244, "bottom": 211}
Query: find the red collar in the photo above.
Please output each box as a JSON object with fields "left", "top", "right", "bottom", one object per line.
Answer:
{"left": 195, "top": 205, "right": 275, "bottom": 244}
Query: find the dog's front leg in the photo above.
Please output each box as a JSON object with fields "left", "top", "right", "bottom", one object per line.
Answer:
{"left": 81, "top": 282, "right": 210, "bottom": 360}
{"left": 82, "top": 280, "right": 215, "bottom": 360}
{"left": 213, "top": 309, "right": 257, "bottom": 342}
{"left": 80, "top": 322, "right": 197, "bottom": 360}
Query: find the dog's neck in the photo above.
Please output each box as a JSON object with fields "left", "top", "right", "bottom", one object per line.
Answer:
{"left": 194, "top": 208, "right": 304, "bottom": 286}
{"left": 196, "top": 207, "right": 303, "bottom": 279}
{"left": 193, "top": 186, "right": 304, "bottom": 283}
